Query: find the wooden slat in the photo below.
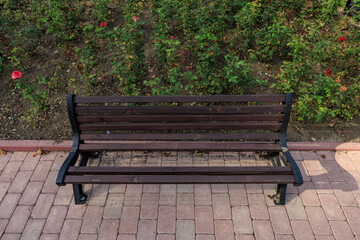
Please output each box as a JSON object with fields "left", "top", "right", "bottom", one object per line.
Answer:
{"left": 74, "top": 95, "right": 286, "bottom": 103}
{"left": 76, "top": 114, "right": 284, "bottom": 123}
{"left": 75, "top": 105, "right": 286, "bottom": 114}
{"left": 67, "top": 166, "right": 293, "bottom": 175}
{"left": 64, "top": 174, "right": 295, "bottom": 184}
{"left": 80, "top": 133, "right": 281, "bottom": 141}
{"left": 78, "top": 122, "right": 282, "bottom": 131}
{"left": 78, "top": 142, "right": 282, "bottom": 151}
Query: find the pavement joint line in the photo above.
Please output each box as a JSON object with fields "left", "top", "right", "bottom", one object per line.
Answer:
{"left": 0, "top": 140, "right": 360, "bottom": 152}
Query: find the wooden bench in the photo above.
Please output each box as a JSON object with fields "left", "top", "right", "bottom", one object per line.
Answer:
{"left": 56, "top": 93, "right": 303, "bottom": 205}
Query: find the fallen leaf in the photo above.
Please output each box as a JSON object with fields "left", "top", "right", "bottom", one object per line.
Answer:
{"left": 0, "top": 149, "right": 7, "bottom": 155}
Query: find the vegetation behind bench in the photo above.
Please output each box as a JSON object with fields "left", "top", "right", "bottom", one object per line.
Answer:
{"left": 56, "top": 93, "right": 303, "bottom": 205}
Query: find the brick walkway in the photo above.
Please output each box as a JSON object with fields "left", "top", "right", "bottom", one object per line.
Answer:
{"left": 0, "top": 150, "right": 359, "bottom": 240}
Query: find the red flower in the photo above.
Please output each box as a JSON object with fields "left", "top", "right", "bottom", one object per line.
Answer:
{"left": 338, "top": 37, "right": 346, "bottom": 43}
{"left": 100, "top": 22, "right": 107, "bottom": 27}
{"left": 133, "top": 16, "right": 138, "bottom": 22}
{"left": 132, "top": 30, "right": 135, "bottom": 33}
{"left": 12, "top": 71, "right": 23, "bottom": 79}
{"left": 170, "top": 36, "right": 174, "bottom": 39}
{"left": 326, "top": 69, "right": 332, "bottom": 75}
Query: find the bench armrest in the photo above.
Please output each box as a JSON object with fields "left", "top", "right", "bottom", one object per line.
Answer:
{"left": 56, "top": 149, "right": 80, "bottom": 186}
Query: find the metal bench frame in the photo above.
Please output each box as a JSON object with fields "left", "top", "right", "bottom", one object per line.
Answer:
{"left": 56, "top": 93, "right": 303, "bottom": 205}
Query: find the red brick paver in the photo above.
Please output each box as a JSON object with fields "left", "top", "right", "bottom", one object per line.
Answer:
{"left": 0, "top": 150, "right": 359, "bottom": 240}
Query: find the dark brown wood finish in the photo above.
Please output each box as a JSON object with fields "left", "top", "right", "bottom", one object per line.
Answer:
{"left": 78, "top": 142, "right": 282, "bottom": 151}
{"left": 78, "top": 122, "right": 282, "bottom": 131}
{"left": 64, "top": 174, "right": 295, "bottom": 184}
{"left": 74, "top": 95, "right": 286, "bottom": 103}
{"left": 76, "top": 114, "right": 284, "bottom": 123}
{"left": 75, "top": 105, "right": 286, "bottom": 114}
{"left": 67, "top": 166, "right": 293, "bottom": 175}
{"left": 79, "top": 133, "right": 281, "bottom": 141}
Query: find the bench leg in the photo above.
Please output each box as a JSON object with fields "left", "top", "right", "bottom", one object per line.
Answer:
{"left": 73, "top": 184, "right": 87, "bottom": 205}
{"left": 273, "top": 184, "right": 287, "bottom": 205}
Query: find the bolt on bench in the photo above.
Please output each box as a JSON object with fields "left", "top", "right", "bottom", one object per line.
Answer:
{"left": 56, "top": 93, "right": 303, "bottom": 205}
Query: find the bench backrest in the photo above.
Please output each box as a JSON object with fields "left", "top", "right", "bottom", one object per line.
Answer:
{"left": 67, "top": 94, "right": 292, "bottom": 151}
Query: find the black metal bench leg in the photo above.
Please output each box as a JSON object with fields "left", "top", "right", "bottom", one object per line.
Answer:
{"left": 73, "top": 184, "right": 87, "bottom": 205}
{"left": 273, "top": 184, "right": 287, "bottom": 205}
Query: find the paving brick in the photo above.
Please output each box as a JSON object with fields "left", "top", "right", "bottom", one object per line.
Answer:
{"left": 88, "top": 184, "right": 109, "bottom": 206}
{"left": 214, "top": 220, "right": 235, "bottom": 240}
{"left": 316, "top": 151, "right": 335, "bottom": 161}
{"left": 30, "top": 161, "right": 52, "bottom": 181}
{"left": 331, "top": 181, "right": 357, "bottom": 206}
{"left": 43, "top": 206, "right": 68, "bottom": 233}
{"left": 1, "top": 234, "right": 21, "bottom": 240}
{"left": 296, "top": 160, "right": 311, "bottom": 182}
{"left": 347, "top": 151, "right": 360, "bottom": 162}
{"left": 269, "top": 206, "right": 291, "bottom": 234}
{"left": 232, "top": 206, "right": 253, "bottom": 235}
{"left": 157, "top": 235, "right": 175, "bottom": 240}
{"left": 298, "top": 182, "right": 320, "bottom": 206}
{"left": 195, "top": 184, "right": 212, "bottom": 205}
{"left": 343, "top": 170, "right": 360, "bottom": 193}
{"left": 108, "top": 184, "right": 126, "bottom": 193}
{"left": 98, "top": 219, "right": 119, "bottom": 240}
{"left": 119, "top": 206, "right": 140, "bottom": 234}
{"left": 140, "top": 204, "right": 158, "bottom": 219}
{"left": 137, "top": 220, "right": 157, "bottom": 240}
{"left": 176, "top": 220, "right": 195, "bottom": 240}
{"left": 118, "top": 234, "right": 136, "bottom": 240}
{"left": 285, "top": 194, "right": 307, "bottom": 220}
{"left": 330, "top": 221, "right": 355, "bottom": 240}
{"left": 31, "top": 193, "right": 55, "bottom": 218}
{"left": 343, "top": 207, "right": 360, "bottom": 235}
{"left": 275, "top": 235, "right": 294, "bottom": 240}
{"left": 143, "top": 184, "right": 160, "bottom": 193}
{"left": 305, "top": 206, "right": 331, "bottom": 235}
{"left": 335, "top": 152, "right": 356, "bottom": 171}
{"left": 290, "top": 151, "right": 302, "bottom": 161}
{"left": 81, "top": 206, "right": 103, "bottom": 233}
{"left": 195, "top": 206, "right": 214, "bottom": 234}
{"left": 303, "top": 159, "right": 323, "bottom": 171}
{"left": 20, "top": 153, "right": 40, "bottom": 171}
{"left": 159, "top": 184, "right": 176, "bottom": 205}
{"left": 253, "top": 220, "right": 275, "bottom": 240}
{"left": 245, "top": 184, "right": 263, "bottom": 193}
{"left": 248, "top": 194, "right": 269, "bottom": 220}
{"left": 41, "top": 151, "right": 59, "bottom": 161}
{"left": 309, "top": 170, "right": 333, "bottom": 193}
{"left": 0, "top": 193, "right": 21, "bottom": 218}
{"left": 54, "top": 184, "right": 73, "bottom": 205}
{"left": 301, "top": 151, "right": 319, "bottom": 160}
{"left": 318, "top": 193, "right": 345, "bottom": 220}
{"left": 212, "top": 194, "right": 231, "bottom": 219}
{"left": 0, "top": 219, "right": 9, "bottom": 237}
{"left": 59, "top": 219, "right": 82, "bottom": 240}
{"left": 236, "top": 236, "right": 254, "bottom": 240}
{"left": 10, "top": 152, "right": 27, "bottom": 161}
{"left": 78, "top": 234, "right": 97, "bottom": 240}
{"left": 39, "top": 234, "right": 59, "bottom": 240}
{"left": 0, "top": 161, "right": 22, "bottom": 182}
{"left": 20, "top": 219, "right": 45, "bottom": 240}
{"left": 157, "top": 206, "right": 176, "bottom": 233}
{"left": 291, "top": 220, "right": 314, "bottom": 240}
{"left": 0, "top": 153, "right": 11, "bottom": 171}
{"left": 321, "top": 161, "right": 345, "bottom": 182}
{"left": 42, "top": 171, "right": 59, "bottom": 193}
{"left": 197, "top": 235, "right": 215, "bottom": 240}
{"left": 5, "top": 206, "right": 31, "bottom": 233}
{"left": 66, "top": 199, "right": 87, "bottom": 219}
{"left": 177, "top": 205, "right": 194, "bottom": 219}
{"left": 104, "top": 193, "right": 124, "bottom": 219}
{"left": 8, "top": 171, "right": 32, "bottom": 193}
{"left": 19, "top": 182, "right": 43, "bottom": 205}
{"left": 313, "top": 236, "right": 335, "bottom": 240}
{"left": 143, "top": 193, "right": 160, "bottom": 205}
{"left": 0, "top": 182, "right": 10, "bottom": 203}
{"left": 211, "top": 184, "right": 228, "bottom": 193}
{"left": 229, "top": 184, "right": 247, "bottom": 205}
